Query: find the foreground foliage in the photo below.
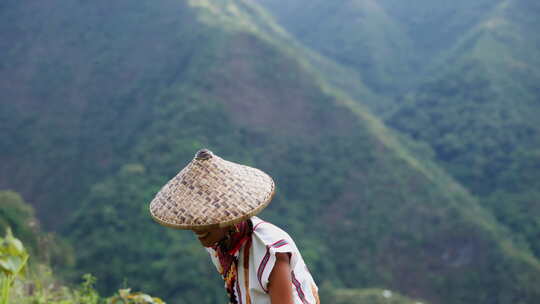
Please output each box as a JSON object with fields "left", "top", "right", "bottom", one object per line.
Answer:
{"left": 11, "top": 272, "right": 166, "bottom": 304}
{"left": 2, "top": 228, "right": 165, "bottom": 304}
{"left": 0, "top": 227, "right": 29, "bottom": 304}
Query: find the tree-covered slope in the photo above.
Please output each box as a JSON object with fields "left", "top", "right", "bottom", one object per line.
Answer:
{"left": 257, "top": 0, "right": 415, "bottom": 98}
{"left": 1, "top": 1, "right": 540, "bottom": 304}
{"left": 256, "top": 0, "right": 503, "bottom": 106}
{"left": 260, "top": 0, "right": 540, "bottom": 264}
{"left": 375, "top": 0, "right": 501, "bottom": 59}
{"left": 0, "top": 190, "right": 74, "bottom": 270}
{"left": 386, "top": 0, "right": 540, "bottom": 258}
{"left": 0, "top": 0, "right": 211, "bottom": 228}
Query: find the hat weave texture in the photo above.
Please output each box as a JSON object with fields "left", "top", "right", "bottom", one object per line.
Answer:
{"left": 149, "top": 149, "right": 275, "bottom": 230}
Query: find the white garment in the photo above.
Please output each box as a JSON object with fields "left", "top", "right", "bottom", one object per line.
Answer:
{"left": 206, "top": 216, "right": 319, "bottom": 304}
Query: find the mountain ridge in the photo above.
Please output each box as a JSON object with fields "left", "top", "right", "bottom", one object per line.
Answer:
{"left": 260, "top": 0, "right": 540, "bottom": 263}
{"left": 1, "top": 1, "right": 540, "bottom": 303}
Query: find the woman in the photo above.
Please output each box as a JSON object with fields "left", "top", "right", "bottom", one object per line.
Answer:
{"left": 149, "top": 149, "right": 320, "bottom": 304}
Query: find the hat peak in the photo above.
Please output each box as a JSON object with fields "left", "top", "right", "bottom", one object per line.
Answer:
{"left": 195, "top": 149, "right": 213, "bottom": 160}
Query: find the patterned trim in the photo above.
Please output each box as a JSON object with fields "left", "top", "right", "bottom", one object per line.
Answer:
{"left": 292, "top": 271, "right": 309, "bottom": 304}
{"left": 256, "top": 239, "right": 289, "bottom": 292}
{"left": 235, "top": 279, "right": 243, "bottom": 304}
{"left": 243, "top": 238, "right": 252, "bottom": 304}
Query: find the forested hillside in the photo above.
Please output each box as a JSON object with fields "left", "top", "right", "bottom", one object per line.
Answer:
{"left": 257, "top": 0, "right": 415, "bottom": 96}
{"left": 261, "top": 0, "right": 540, "bottom": 264}
{"left": 1, "top": 1, "right": 540, "bottom": 304}
{"left": 386, "top": 0, "right": 540, "bottom": 259}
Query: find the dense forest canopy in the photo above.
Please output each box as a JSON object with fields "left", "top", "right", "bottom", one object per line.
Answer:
{"left": 261, "top": 0, "right": 540, "bottom": 262}
{"left": 1, "top": 0, "right": 539, "bottom": 304}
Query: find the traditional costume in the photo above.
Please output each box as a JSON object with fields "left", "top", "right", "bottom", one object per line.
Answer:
{"left": 149, "top": 149, "right": 320, "bottom": 304}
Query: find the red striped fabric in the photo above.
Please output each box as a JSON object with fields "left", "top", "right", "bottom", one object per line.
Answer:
{"left": 292, "top": 271, "right": 309, "bottom": 304}
{"left": 256, "top": 239, "right": 289, "bottom": 292}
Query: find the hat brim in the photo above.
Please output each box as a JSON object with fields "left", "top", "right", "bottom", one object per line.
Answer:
{"left": 150, "top": 189, "right": 274, "bottom": 230}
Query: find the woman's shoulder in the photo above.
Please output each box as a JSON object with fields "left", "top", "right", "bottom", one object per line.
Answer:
{"left": 250, "top": 216, "right": 294, "bottom": 247}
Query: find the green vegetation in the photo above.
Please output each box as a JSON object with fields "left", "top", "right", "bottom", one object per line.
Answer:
{"left": 0, "top": 225, "right": 240, "bottom": 303}
{"left": 1, "top": 227, "right": 29, "bottom": 304}
{"left": 1, "top": 228, "right": 165, "bottom": 304}
{"left": 14, "top": 268, "right": 166, "bottom": 304}
{"left": 258, "top": 0, "right": 416, "bottom": 96}
{"left": 0, "top": 191, "right": 74, "bottom": 270}
{"left": 320, "top": 284, "right": 428, "bottom": 304}
{"left": 1, "top": 1, "right": 540, "bottom": 304}
{"left": 265, "top": 0, "right": 540, "bottom": 272}
{"left": 385, "top": 1, "right": 540, "bottom": 258}
{"left": 0, "top": 191, "right": 38, "bottom": 253}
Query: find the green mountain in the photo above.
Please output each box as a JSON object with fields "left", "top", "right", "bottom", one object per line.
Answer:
{"left": 260, "top": 0, "right": 540, "bottom": 262}
{"left": 1, "top": 1, "right": 540, "bottom": 304}
{"left": 256, "top": 0, "right": 508, "bottom": 106}
{"left": 375, "top": 0, "right": 501, "bottom": 58}
{"left": 257, "top": 0, "right": 415, "bottom": 96}
{"left": 386, "top": 0, "right": 540, "bottom": 258}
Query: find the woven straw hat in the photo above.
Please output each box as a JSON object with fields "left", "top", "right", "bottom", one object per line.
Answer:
{"left": 149, "top": 149, "right": 275, "bottom": 230}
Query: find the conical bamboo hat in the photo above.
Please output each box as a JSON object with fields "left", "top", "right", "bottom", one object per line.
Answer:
{"left": 149, "top": 149, "right": 275, "bottom": 230}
